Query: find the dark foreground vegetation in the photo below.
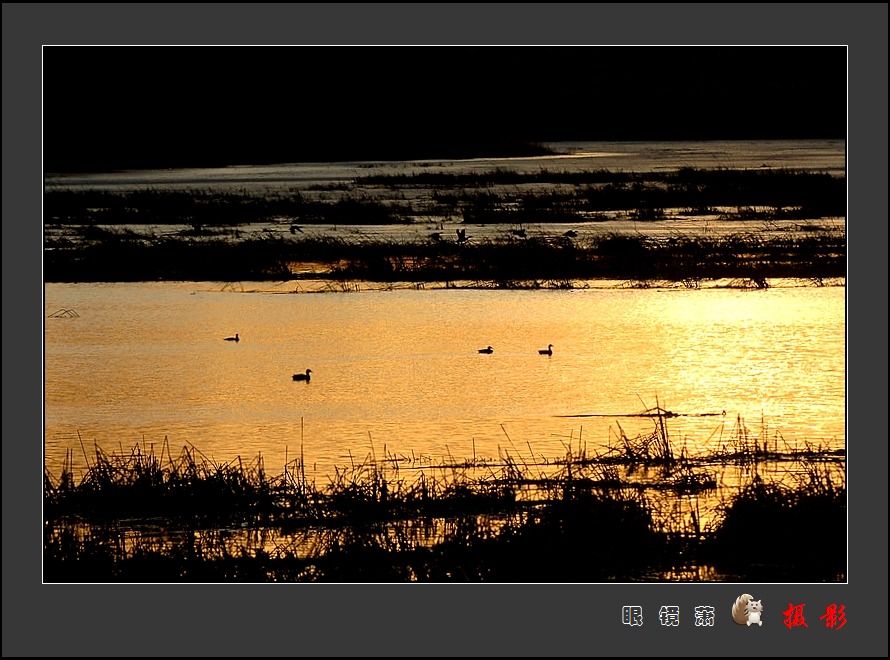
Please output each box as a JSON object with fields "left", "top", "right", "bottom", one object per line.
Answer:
{"left": 44, "top": 168, "right": 845, "bottom": 283}
{"left": 44, "top": 414, "right": 845, "bottom": 582}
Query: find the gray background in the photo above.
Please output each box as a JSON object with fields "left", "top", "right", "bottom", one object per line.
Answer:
{"left": 4, "top": 3, "right": 887, "bottom": 657}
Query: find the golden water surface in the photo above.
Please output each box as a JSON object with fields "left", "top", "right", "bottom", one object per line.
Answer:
{"left": 44, "top": 281, "right": 845, "bottom": 487}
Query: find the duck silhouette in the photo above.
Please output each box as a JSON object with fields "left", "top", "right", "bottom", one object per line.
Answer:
{"left": 224, "top": 333, "right": 240, "bottom": 342}
{"left": 478, "top": 346, "right": 494, "bottom": 354}
{"left": 538, "top": 344, "right": 553, "bottom": 356}
{"left": 292, "top": 369, "right": 312, "bottom": 382}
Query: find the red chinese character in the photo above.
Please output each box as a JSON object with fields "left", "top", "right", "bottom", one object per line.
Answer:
{"left": 782, "top": 603, "right": 808, "bottom": 629}
{"left": 819, "top": 604, "right": 847, "bottom": 630}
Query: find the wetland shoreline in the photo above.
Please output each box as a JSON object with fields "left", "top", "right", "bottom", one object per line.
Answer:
{"left": 44, "top": 166, "right": 845, "bottom": 284}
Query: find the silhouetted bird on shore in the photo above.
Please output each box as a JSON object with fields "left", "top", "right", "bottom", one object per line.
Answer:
{"left": 224, "top": 333, "right": 240, "bottom": 342}
{"left": 456, "top": 228, "right": 468, "bottom": 243}
{"left": 538, "top": 344, "right": 553, "bottom": 356}
{"left": 478, "top": 346, "right": 494, "bottom": 354}
{"left": 293, "top": 369, "right": 312, "bottom": 382}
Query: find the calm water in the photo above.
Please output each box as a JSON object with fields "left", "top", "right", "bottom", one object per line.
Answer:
{"left": 44, "top": 281, "right": 845, "bottom": 482}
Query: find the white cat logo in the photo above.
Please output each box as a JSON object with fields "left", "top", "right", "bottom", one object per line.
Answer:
{"left": 732, "top": 594, "right": 764, "bottom": 626}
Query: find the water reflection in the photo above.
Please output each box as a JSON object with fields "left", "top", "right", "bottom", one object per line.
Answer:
{"left": 45, "top": 282, "right": 844, "bottom": 482}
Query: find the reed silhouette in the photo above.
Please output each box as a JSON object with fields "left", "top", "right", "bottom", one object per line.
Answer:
{"left": 44, "top": 223, "right": 845, "bottom": 284}
{"left": 43, "top": 412, "right": 844, "bottom": 582}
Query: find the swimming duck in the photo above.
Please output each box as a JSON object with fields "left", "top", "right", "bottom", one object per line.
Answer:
{"left": 293, "top": 369, "right": 312, "bottom": 382}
